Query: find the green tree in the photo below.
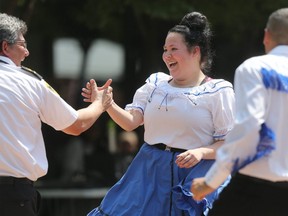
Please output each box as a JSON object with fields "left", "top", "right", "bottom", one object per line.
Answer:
{"left": 1, "top": 0, "right": 288, "bottom": 99}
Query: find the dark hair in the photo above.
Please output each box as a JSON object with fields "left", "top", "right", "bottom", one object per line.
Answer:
{"left": 169, "top": 12, "right": 213, "bottom": 74}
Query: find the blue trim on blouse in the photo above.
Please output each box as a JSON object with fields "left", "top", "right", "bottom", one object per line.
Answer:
{"left": 213, "top": 134, "right": 226, "bottom": 139}
{"left": 231, "top": 123, "right": 276, "bottom": 174}
{"left": 147, "top": 72, "right": 160, "bottom": 86}
{"left": 184, "top": 80, "right": 233, "bottom": 96}
{"left": 125, "top": 105, "right": 144, "bottom": 114}
{"left": 261, "top": 68, "right": 288, "bottom": 92}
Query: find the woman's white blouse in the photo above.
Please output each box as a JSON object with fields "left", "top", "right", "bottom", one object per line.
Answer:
{"left": 125, "top": 72, "right": 235, "bottom": 150}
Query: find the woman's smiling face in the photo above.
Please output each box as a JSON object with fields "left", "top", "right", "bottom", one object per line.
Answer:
{"left": 162, "top": 32, "right": 197, "bottom": 80}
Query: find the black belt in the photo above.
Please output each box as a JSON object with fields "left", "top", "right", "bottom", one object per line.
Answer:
{"left": 153, "top": 143, "right": 186, "bottom": 153}
{"left": 0, "top": 176, "right": 34, "bottom": 185}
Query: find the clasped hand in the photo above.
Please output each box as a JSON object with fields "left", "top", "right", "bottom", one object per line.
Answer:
{"left": 81, "top": 78, "right": 114, "bottom": 111}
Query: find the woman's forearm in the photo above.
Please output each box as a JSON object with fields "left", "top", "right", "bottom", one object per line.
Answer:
{"left": 199, "top": 140, "right": 224, "bottom": 159}
{"left": 106, "top": 102, "right": 143, "bottom": 131}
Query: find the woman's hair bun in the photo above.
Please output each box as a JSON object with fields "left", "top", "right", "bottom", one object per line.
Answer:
{"left": 179, "top": 12, "right": 207, "bottom": 32}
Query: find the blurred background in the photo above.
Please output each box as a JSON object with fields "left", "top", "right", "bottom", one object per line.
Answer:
{"left": 1, "top": 0, "right": 287, "bottom": 215}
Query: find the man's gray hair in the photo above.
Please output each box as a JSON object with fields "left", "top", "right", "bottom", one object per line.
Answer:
{"left": 0, "top": 13, "right": 27, "bottom": 46}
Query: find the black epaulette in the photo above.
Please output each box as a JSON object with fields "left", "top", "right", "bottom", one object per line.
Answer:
{"left": 21, "top": 66, "right": 43, "bottom": 80}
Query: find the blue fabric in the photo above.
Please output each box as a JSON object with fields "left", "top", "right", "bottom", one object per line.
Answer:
{"left": 261, "top": 68, "right": 288, "bottom": 92}
{"left": 172, "top": 161, "right": 231, "bottom": 216}
{"left": 87, "top": 144, "right": 227, "bottom": 216}
{"left": 231, "top": 123, "right": 276, "bottom": 174}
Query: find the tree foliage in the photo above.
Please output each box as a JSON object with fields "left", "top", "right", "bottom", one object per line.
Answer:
{"left": 1, "top": 0, "right": 288, "bottom": 91}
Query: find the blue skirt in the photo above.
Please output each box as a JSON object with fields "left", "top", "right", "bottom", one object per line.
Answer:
{"left": 87, "top": 143, "right": 230, "bottom": 216}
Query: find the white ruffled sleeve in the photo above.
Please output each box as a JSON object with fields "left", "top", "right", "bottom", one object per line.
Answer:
{"left": 125, "top": 72, "right": 170, "bottom": 114}
{"left": 211, "top": 80, "right": 235, "bottom": 141}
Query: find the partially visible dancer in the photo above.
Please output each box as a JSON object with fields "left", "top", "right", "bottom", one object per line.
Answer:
{"left": 191, "top": 8, "right": 288, "bottom": 216}
{"left": 0, "top": 13, "right": 112, "bottom": 216}
{"left": 83, "top": 11, "right": 235, "bottom": 216}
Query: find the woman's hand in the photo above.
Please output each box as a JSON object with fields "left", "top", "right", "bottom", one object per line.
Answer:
{"left": 175, "top": 149, "right": 204, "bottom": 168}
{"left": 176, "top": 140, "right": 224, "bottom": 168}
{"left": 81, "top": 78, "right": 113, "bottom": 111}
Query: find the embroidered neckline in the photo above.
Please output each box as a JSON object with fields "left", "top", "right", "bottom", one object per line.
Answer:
{"left": 168, "top": 76, "right": 212, "bottom": 88}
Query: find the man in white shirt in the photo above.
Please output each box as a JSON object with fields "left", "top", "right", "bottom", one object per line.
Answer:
{"left": 0, "top": 13, "right": 112, "bottom": 216}
{"left": 191, "top": 8, "right": 288, "bottom": 216}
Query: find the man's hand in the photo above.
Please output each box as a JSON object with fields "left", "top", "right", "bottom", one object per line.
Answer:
{"left": 82, "top": 79, "right": 112, "bottom": 102}
{"left": 191, "top": 177, "right": 215, "bottom": 201}
{"left": 81, "top": 79, "right": 113, "bottom": 110}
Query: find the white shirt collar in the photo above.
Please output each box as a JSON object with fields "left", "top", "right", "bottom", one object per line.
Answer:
{"left": 0, "top": 56, "right": 16, "bottom": 66}
{"left": 269, "top": 45, "right": 288, "bottom": 56}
